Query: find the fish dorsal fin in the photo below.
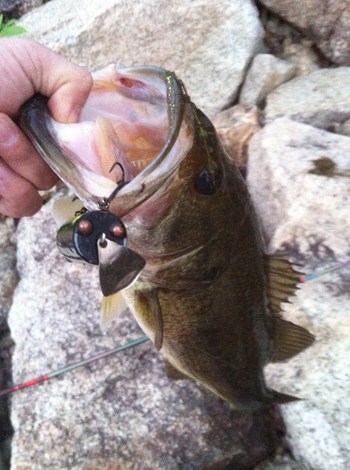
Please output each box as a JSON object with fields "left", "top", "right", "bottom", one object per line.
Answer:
{"left": 270, "top": 316, "right": 315, "bottom": 362}
{"left": 100, "top": 292, "right": 128, "bottom": 327}
{"left": 266, "top": 255, "right": 303, "bottom": 314}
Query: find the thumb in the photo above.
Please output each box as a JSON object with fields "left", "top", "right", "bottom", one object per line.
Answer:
{"left": 47, "top": 67, "right": 93, "bottom": 123}
{"left": 14, "top": 38, "right": 92, "bottom": 123}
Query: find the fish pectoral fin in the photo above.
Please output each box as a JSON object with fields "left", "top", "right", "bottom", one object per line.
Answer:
{"left": 163, "top": 360, "right": 188, "bottom": 381}
{"left": 266, "top": 255, "right": 303, "bottom": 314}
{"left": 100, "top": 291, "right": 128, "bottom": 327}
{"left": 270, "top": 316, "right": 315, "bottom": 362}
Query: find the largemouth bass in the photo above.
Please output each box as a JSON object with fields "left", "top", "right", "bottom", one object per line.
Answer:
{"left": 19, "top": 65, "right": 314, "bottom": 409}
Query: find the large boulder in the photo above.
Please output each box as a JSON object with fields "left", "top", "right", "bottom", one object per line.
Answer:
{"left": 239, "top": 53, "right": 297, "bottom": 108}
{"left": 248, "top": 118, "right": 350, "bottom": 470}
{"left": 264, "top": 67, "right": 350, "bottom": 130}
{"left": 259, "top": 0, "right": 350, "bottom": 66}
{"left": 19, "top": 0, "right": 264, "bottom": 117}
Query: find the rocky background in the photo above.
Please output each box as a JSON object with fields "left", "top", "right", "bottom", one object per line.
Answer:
{"left": 0, "top": 0, "right": 350, "bottom": 469}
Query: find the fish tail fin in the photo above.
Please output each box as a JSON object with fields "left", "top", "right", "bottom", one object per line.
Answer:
{"left": 271, "top": 389, "right": 301, "bottom": 404}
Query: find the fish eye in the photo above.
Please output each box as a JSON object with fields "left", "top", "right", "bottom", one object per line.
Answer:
{"left": 194, "top": 168, "right": 222, "bottom": 195}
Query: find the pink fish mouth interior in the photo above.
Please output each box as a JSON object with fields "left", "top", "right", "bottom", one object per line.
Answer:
{"left": 49, "top": 65, "right": 170, "bottom": 186}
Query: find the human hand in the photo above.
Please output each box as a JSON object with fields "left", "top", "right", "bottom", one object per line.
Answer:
{"left": 0, "top": 38, "right": 92, "bottom": 218}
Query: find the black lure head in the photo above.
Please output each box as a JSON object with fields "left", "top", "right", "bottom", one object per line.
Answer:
{"left": 57, "top": 209, "right": 145, "bottom": 296}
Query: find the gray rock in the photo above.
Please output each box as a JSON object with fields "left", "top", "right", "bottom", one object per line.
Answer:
{"left": 239, "top": 53, "right": 297, "bottom": 107}
{"left": 247, "top": 118, "right": 350, "bottom": 470}
{"left": 0, "top": 217, "right": 17, "bottom": 470}
{"left": 9, "top": 191, "right": 284, "bottom": 470}
{"left": 339, "top": 119, "right": 350, "bottom": 137}
{"left": 0, "top": 0, "right": 44, "bottom": 19}
{"left": 282, "top": 40, "right": 321, "bottom": 77}
{"left": 259, "top": 0, "right": 350, "bottom": 65}
{"left": 0, "top": 216, "right": 18, "bottom": 330}
{"left": 265, "top": 67, "right": 350, "bottom": 129}
{"left": 260, "top": 10, "right": 322, "bottom": 76}
{"left": 19, "top": 0, "right": 264, "bottom": 117}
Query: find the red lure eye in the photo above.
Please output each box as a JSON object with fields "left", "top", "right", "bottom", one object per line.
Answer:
{"left": 110, "top": 224, "right": 125, "bottom": 238}
{"left": 77, "top": 219, "right": 93, "bottom": 235}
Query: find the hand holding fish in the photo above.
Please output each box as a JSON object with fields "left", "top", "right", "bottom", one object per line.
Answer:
{"left": 0, "top": 38, "right": 92, "bottom": 217}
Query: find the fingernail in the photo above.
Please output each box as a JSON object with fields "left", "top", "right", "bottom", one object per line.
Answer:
{"left": 51, "top": 104, "right": 82, "bottom": 124}
{"left": 0, "top": 117, "right": 17, "bottom": 146}
{"left": 67, "top": 104, "right": 83, "bottom": 123}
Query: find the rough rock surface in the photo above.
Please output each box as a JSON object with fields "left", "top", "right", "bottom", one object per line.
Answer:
{"left": 265, "top": 67, "right": 350, "bottom": 129}
{"left": 9, "top": 192, "right": 285, "bottom": 470}
{"left": 239, "top": 53, "right": 297, "bottom": 107}
{"left": 0, "top": 217, "right": 18, "bottom": 330}
{"left": 0, "top": 217, "right": 17, "bottom": 470}
{"left": 248, "top": 118, "right": 350, "bottom": 470}
{"left": 282, "top": 40, "right": 322, "bottom": 76}
{"left": 0, "top": 0, "right": 44, "bottom": 20}
{"left": 19, "top": 0, "right": 264, "bottom": 117}
{"left": 258, "top": 0, "right": 350, "bottom": 65}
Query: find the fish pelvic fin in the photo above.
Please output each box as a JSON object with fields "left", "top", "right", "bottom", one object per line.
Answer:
{"left": 147, "top": 288, "right": 164, "bottom": 351}
{"left": 271, "top": 316, "right": 315, "bottom": 362}
{"left": 134, "top": 288, "right": 164, "bottom": 351}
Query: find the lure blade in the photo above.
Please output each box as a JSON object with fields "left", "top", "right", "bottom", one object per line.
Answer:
{"left": 98, "top": 238, "right": 146, "bottom": 296}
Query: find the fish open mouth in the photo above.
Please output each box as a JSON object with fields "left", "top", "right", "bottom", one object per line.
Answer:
{"left": 19, "top": 65, "right": 193, "bottom": 213}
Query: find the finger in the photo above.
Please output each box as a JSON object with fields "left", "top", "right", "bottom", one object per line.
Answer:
{"left": 0, "top": 158, "right": 42, "bottom": 217}
{"left": 0, "top": 113, "right": 58, "bottom": 190}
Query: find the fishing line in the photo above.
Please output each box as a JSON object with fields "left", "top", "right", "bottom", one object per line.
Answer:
{"left": 0, "top": 336, "right": 149, "bottom": 398}
{"left": 299, "top": 258, "right": 350, "bottom": 282}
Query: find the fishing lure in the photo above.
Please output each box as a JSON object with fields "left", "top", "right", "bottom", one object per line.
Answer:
{"left": 56, "top": 204, "right": 145, "bottom": 297}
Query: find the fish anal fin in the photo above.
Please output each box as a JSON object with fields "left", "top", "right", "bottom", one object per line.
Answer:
{"left": 100, "top": 292, "right": 127, "bottom": 327}
{"left": 266, "top": 255, "right": 303, "bottom": 314}
{"left": 271, "top": 316, "right": 315, "bottom": 362}
{"left": 271, "top": 389, "right": 301, "bottom": 404}
{"left": 164, "top": 360, "right": 188, "bottom": 381}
